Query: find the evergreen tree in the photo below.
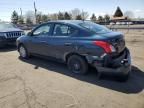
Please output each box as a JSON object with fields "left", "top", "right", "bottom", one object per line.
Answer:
{"left": 41, "top": 15, "right": 48, "bottom": 22}
{"left": 11, "top": 10, "right": 19, "bottom": 24}
{"left": 98, "top": 16, "right": 103, "bottom": 22}
{"left": 64, "top": 12, "right": 71, "bottom": 20}
{"left": 90, "top": 13, "right": 97, "bottom": 22}
{"left": 104, "top": 14, "right": 110, "bottom": 22}
{"left": 114, "top": 6, "right": 123, "bottom": 17}
{"left": 58, "top": 12, "right": 64, "bottom": 20}
{"left": 76, "top": 15, "right": 82, "bottom": 20}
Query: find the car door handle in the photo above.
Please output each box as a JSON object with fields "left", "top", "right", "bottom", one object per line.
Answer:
{"left": 64, "top": 43, "right": 72, "bottom": 46}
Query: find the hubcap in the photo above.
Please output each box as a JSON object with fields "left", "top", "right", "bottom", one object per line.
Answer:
{"left": 70, "top": 60, "right": 81, "bottom": 73}
{"left": 19, "top": 46, "right": 26, "bottom": 58}
{"left": 74, "top": 63, "right": 80, "bottom": 70}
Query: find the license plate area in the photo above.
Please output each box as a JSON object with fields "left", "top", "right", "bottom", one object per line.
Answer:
{"left": 111, "top": 48, "right": 131, "bottom": 68}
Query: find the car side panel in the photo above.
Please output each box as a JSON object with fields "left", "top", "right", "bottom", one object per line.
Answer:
{"left": 47, "top": 36, "right": 105, "bottom": 61}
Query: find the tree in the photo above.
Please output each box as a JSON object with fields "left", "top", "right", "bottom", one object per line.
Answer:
{"left": 49, "top": 13, "right": 58, "bottom": 20}
{"left": 58, "top": 12, "right": 64, "bottom": 20}
{"left": 104, "top": 14, "right": 110, "bottom": 22}
{"left": 81, "top": 11, "right": 89, "bottom": 20}
{"left": 98, "top": 16, "right": 103, "bottom": 22}
{"left": 114, "top": 6, "right": 123, "bottom": 17}
{"left": 18, "top": 16, "right": 24, "bottom": 24}
{"left": 90, "top": 13, "right": 97, "bottom": 22}
{"left": 76, "top": 15, "right": 82, "bottom": 20}
{"left": 11, "top": 10, "right": 19, "bottom": 24}
{"left": 124, "top": 11, "right": 134, "bottom": 19}
{"left": 25, "top": 11, "right": 35, "bottom": 24}
{"left": 36, "top": 13, "right": 42, "bottom": 24}
{"left": 26, "top": 17, "right": 33, "bottom": 25}
{"left": 41, "top": 15, "right": 48, "bottom": 22}
{"left": 64, "top": 12, "right": 71, "bottom": 20}
{"left": 71, "top": 8, "right": 81, "bottom": 19}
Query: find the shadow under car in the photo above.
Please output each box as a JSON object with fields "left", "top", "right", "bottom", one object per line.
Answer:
{"left": 0, "top": 45, "right": 17, "bottom": 52}
{"left": 19, "top": 56, "right": 144, "bottom": 94}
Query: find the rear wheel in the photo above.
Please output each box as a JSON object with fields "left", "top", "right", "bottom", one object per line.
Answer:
{"left": 18, "top": 45, "right": 29, "bottom": 59}
{"left": 67, "top": 55, "right": 88, "bottom": 74}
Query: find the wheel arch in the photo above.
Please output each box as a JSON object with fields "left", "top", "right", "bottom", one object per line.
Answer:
{"left": 65, "top": 52, "right": 87, "bottom": 63}
{"left": 17, "top": 43, "right": 24, "bottom": 52}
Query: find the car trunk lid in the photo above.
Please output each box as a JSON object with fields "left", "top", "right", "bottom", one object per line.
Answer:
{"left": 94, "top": 31, "right": 126, "bottom": 54}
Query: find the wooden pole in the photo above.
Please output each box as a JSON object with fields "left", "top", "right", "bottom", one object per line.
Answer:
{"left": 34, "top": 1, "right": 37, "bottom": 24}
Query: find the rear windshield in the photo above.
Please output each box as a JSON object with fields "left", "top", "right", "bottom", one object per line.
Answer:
{"left": 79, "top": 21, "right": 110, "bottom": 34}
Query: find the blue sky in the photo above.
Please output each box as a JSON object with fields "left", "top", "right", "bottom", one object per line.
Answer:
{"left": 0, "top": 0, "right": 144, "bottom": 21}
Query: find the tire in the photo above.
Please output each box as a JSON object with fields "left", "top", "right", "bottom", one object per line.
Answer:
{"left": 18, "top": 44, "right": 29, "bottom": 59}
{"left": 67, "top": 55, "right": 88, "bottom": 74}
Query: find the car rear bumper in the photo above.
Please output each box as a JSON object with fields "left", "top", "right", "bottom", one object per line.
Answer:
{"left": 88, "top": 48, "right": 131, "bottom": 76}
{"left": 96, "top": 63, "right": 131, "bottom": 76}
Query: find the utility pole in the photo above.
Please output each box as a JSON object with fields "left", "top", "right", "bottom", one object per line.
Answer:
{"left": 34, "top": 1, "right": 37, "bottom": 24}
{"left": 20, "top": 8, "right": 22, "bottom": 17}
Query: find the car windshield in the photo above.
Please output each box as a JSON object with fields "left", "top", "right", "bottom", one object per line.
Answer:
{"left": 0, "top": 23, "right": 17, "bottom": 30}
{"left": 79, "top": 21, "right": 111, "bottom": 34}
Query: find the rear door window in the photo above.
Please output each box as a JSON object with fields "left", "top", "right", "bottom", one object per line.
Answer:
{"left": 53, "top": 24, "right": 77, "bottom": 36}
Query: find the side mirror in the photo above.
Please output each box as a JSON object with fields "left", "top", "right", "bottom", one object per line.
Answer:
{"left": 27, "top": 32, "right": 32, "bottom": 36}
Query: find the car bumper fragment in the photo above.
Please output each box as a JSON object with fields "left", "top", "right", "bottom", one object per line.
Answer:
{"left": 94, "top": 48, "right": 131, "bottom": 75}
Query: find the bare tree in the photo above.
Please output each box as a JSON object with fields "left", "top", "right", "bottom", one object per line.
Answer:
{"left": 81, "top": 11, "right": 89, "bottom": 20}
{"left": 71, "top": 8, "right": 81, "bottom": 19}
{"left": 25, "top": 11, "right": 35, "bottom": 24}
{"left": 18, "top": 16, "right": 24, "bottom": 24}
{"left": 26, "top": 17, "right": 33, "bottom": 25}
{"left": 124, "top": 11, "right": 134, "bottom": 19}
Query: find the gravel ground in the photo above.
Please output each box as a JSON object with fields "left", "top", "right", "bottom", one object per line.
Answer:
{"left": 0, "top": 29, "right": 144, "bottom": 108}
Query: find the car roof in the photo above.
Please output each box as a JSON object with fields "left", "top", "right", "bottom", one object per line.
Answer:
{"left": 46, "top": 20, "right": 90, "bottom": 27}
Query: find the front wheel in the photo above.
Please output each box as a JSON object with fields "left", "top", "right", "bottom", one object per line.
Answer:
{"left": 67, "top": 55, "right": 88, "bottom": 75}
{"left": 18, "top": 45, "right": 29, "bottom": 59}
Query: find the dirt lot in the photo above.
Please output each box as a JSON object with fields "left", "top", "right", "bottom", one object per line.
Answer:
{"left": 0, "top": 29, "right": 144, "bottom": 108}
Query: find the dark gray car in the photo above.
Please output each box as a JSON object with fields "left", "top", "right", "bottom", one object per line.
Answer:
{"left": 16, "top": 20, "right": 131, "bottom": 81}
{"left": 0, "top": 22, "right": 24, "bottom": 47}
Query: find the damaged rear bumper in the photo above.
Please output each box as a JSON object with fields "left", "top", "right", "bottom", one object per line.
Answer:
{"left": 87, "top": 48, "right": 131, "bottom": 76}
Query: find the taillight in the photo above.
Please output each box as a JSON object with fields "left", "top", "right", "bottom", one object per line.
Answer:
{"left": 93, "top": 41, "right": 116, "bottom": 53}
